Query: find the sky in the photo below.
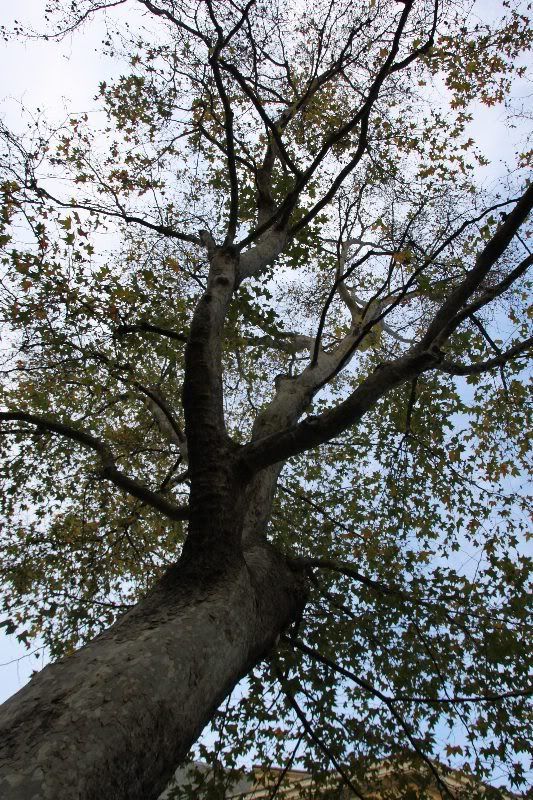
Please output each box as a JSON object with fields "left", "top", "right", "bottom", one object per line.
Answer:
{"left": 0, "top": 0, "right": 530, "bottom": 750}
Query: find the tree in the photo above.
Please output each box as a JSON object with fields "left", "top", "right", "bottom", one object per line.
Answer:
{"left": 0, "top": 0, "right": 531, "bottom": 797}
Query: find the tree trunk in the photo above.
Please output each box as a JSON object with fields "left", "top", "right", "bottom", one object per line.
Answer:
{"left": 0, "top": 543, "right": 307, "bottom": 800}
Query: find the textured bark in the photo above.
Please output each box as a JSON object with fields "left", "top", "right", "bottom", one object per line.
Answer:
{"left": 0, "top": 545, "right": 307, "bottom": 800}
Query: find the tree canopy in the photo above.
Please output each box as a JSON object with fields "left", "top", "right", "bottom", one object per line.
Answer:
{"left": 0, "top": 1, "right": 532, "bottom": 798}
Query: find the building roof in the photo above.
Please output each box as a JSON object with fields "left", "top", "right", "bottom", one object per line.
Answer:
{"left": 160, "top": 757, "right": 521, "bottom": 799}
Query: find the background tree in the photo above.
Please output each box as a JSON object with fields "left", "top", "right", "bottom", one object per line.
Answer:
{"left": 0, "top": 1, "right": 531, "bottom": 798}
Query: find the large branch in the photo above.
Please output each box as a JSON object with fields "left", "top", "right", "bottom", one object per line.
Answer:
{"left": 0, "top": 411, "right": 189, "bottom": 521}
{"left": 114, "top": 322, "right": 188, "bottom": 343}
{"left": 311, "top": 248, "right": 381, "bottom": 365}
{"left": 237, "top": 226, "right": 288, "bottom": 282}
{"left": 236, "top": 308, "right": 385, "bottom": 547}
{"left": 448, "top": 252, "right": 533, "bottom": 330}
{"left": 238, "top": 347, "right": 439, "bottom": 473}
{"left": 350, "top": 199, "right": 531, "bottom": 367}
{"left": 244, "top": 332, "right": 314, "bottom": 354}
{"left": 30, "top": 181, "right": 201, "bottom": 245}
{"left": 65, "top": 344, "right": 188, "bottom": 457}
{"left": 238, "top": 188, "right": 533, "bottom": 473}
{"left": 420, "top": 183, "right": 533, "bottom": 349}
{"left": 438, "top": 336, "right": 533, "bottom": 376}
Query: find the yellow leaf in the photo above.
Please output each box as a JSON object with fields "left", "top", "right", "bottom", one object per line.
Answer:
{"left": 392, "top": 251, "right": 410, "bottom": 263}
{"left": 165, "top": 256, "right": 180, "bottom": 273}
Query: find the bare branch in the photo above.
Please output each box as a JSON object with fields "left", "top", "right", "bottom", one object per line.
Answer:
{"left": 235, "top": 0, "right": 418, "bottom": 252}
{"left": 138, "top": 0, "right": 210, "bottom": 44}
{"left": 218, "top": 58, "right": 302, "bottom": 177}
{"left": 206, "top": 1, "right": 242, "bottom": 244}
{"left": 287, "top": 638, "right": 456, "bottom": 800}
{"left": 137, "top": 385, "right": 188, "bottom": 460}
{"left": 287, "top": 637, "right": 532, "bottom": 706}
{"left": 36, "top": 0, "right": 128, "bottom": 38}
{"left": 289, "top": 0, "right": 420, "bottom": 236}
{"left": 336, "top": 239, "right": 365, "bottom": 321}
{"left": 311, "top": 249, "right": 381, "bottom": 365}
{"left": 278, "top": 484, "right": 367, "bottom": 540}
{"left": 245, "top": 332, "right": 314, "bottom": 354}
{"left": 65, "top": 344, "right": 187, "bottom": 458}
{"left": 288, "top": 555, "right": 403, "bottom": 597}
{"left": 274, "top": 665, "right": 367, "bottom": 800}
